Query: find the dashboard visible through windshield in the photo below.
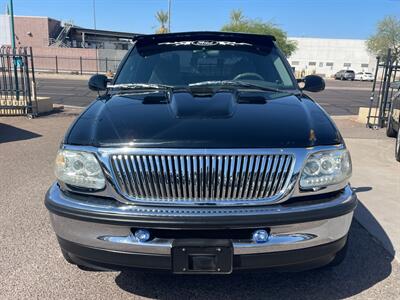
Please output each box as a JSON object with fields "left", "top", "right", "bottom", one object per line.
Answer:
{"left": 115, "top": 40, "right": 296, "bottom": 90}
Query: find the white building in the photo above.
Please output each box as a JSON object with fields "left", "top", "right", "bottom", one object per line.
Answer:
{"left": 0, "top": 15, "right": 11, "bottom": 45}
{"left": 288, "top": 37, "right": 377, "bottom": 78}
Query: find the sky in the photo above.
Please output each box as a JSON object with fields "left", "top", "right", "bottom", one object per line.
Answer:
{"left": 0, "top": 0, "right": 399, "bottom": 39}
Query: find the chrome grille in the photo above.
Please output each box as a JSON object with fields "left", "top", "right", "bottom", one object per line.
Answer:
{"left": 110, "top": 153, "right": 294, "bottom": 205}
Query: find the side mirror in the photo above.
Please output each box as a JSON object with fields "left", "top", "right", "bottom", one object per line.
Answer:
{"left": 390, "top": 81, "right": 400, "bottom": 90}
{"left": 88, "top": 74, "right": 108, "bottom": 91}
{"left": 299, "top": 75, "right": 325, "bottom": 92}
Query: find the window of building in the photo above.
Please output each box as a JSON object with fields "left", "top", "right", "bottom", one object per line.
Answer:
{"left": 309, "top": 61, "right": 317, "bottom": 66}
{"left": 343, "top": 63, "right": 351, "bottom": 68}
{"left": 326, "top": 62, "right": 334, "bottom": 67}
{"left": 291, "top": 61, "right": 299, "bottom": 66}
{"left": 361, "top": 63, "right": 369, "bottom": 68}
{"left": 319, "top": 62, "right": 324, "bottom": 67}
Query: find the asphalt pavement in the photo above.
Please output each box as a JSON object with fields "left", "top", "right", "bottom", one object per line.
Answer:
{"left": 0, "top": 110, "right": 399, "bottom": 299}
{"left": 35, "top": 75, "right": 373, "bottom": 116}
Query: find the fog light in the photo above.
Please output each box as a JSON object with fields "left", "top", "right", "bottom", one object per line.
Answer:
{"left": 252, "top": 229, "right": 269, "bottom": 243}
{"left": 134, "top": 229, "right": 150, "bottom": 242}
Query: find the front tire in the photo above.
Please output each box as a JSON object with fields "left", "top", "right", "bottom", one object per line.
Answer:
{"left": 386, "top": 115, "right": 397, "bottom": 137}
{"left": 395, "top": 129, "right": 400, "bottom": 162}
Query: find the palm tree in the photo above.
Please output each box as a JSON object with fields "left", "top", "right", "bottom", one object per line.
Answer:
{"left": 155, "top": 10, "right": 169, "bottom": 34}
{"left": 230, "top": 9, "right": 245, "bottom": 25}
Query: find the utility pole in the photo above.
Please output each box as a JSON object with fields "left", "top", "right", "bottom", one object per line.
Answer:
{"left": 93, "top": 0, "right": 98, "bottom": 73}
{"left": 9, "top": 0, "right": 19, "bottom": 99}
{"left": 168, "top": 0, "right": 171, "bottom": 33}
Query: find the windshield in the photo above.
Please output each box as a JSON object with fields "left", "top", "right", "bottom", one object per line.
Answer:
{"left": 115, "top": 42, "right": 296, "bottom": 90}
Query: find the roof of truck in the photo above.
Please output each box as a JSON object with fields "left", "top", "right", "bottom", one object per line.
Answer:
{"left": 133, "top": 31, "right": 276, "bottom": 46}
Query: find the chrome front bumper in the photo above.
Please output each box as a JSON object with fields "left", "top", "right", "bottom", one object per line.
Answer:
{"left": 50, "top": 212, "right": 353, "bottom": 255}
{"left": 46, "top": 183, "right": 356, "bottom": 256}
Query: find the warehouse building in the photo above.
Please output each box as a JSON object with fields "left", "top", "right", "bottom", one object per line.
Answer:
{"left": 288, "top": 37, "right": 376, "bottom": 78}
{"left": 0, "top": 15, "right": 137, "bottom": 73}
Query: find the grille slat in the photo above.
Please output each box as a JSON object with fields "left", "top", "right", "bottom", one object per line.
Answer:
{"left": 199, "top": 156, "right": 204, "bottom": 199}
{"left": 123, "top": 155, "right": 136, "bottom": 196}
{"left": 276, "top": 156, "right": 292, "bottom": 194}
{"left": 238, "top": 156, "right": 248, "bottom": 199}
{"left": 264, "top": 156, "right": 278, "bottom": 198}
{"left": 249, "top": 155, "right": 261, "bottom": 199}
{"left": 253, "top": 156, "right": 267, "bottom": 198}
{"left": 193, "top": 157, "right": 198, "bottom": 199}
{"left": 110, "top": 153, "right": 294, "bottom": 205}
{"left": 226, "top": 156, "right": 235, "bottom": 199}
{"left": 270, "top": 156, "right": 285, "bottom": 197}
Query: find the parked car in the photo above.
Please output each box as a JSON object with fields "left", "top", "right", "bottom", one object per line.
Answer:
{"left": 334, "top": 70, "right": 355, "bottom": 81}
{"left": 386, "top": 81, "right": 400, "bottom": 161}
{"left": 45, "top": 32, "right": 356, "bottom": 274}
{"left": 355, "top": 72, "right": 374, "bottom": 82}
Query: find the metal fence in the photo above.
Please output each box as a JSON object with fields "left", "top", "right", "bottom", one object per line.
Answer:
{"left": 0, "top": 46, "right": 38, "bottom": 117}
{"left": 33, "top": 55, "right": 121, "bottom": 74}
{"left": 367, "top": 49, "right": 400, "bottom": 128}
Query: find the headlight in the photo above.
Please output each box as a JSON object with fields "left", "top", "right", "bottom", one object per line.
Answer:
{"left": 300, "top": 149, "right": 352, "bottom": 190}
{"left": 55, "top": 149, "right": 105, "bottom": 190}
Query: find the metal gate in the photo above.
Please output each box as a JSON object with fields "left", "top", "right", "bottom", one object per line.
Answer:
{"left": 367, "top": 49, "right": 400, "bottom": 128}
{"left": 0, "top": 46, "right": 38, "bottom": 118}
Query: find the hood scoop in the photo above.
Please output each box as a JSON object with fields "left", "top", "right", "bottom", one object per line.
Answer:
{"left": 170, "top": 91, "right": 236, "bottom": 119}
{"left": 237, "top": 95, "right": 267, "bottom": 104}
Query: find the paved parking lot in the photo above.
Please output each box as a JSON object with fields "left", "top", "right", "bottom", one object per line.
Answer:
{"left": 36, "top": 74, "right": 372, "bottom": 115}
{"left": 0, "top": 110, "right": 399, "bottom": 299}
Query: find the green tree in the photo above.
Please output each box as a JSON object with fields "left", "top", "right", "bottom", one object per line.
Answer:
{"left": 230, "top": 9, "right": 245, "bottom": 26}
{"left": 221, "top": 9, "right": 297, "bottom": 57}
{"left": 155, "top": 10, "right": 169, "bottom": 34}
{"left": 367, "top": 16, "right": 400, "bottom": 60}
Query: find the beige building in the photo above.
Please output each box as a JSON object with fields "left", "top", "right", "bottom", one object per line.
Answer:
{"left": 288, "top": 37, "right": 377, "bottom": 78}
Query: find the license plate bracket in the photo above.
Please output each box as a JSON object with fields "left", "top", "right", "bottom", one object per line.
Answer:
{"left": 172, "top": 239, "right": 233, "bottom": 274}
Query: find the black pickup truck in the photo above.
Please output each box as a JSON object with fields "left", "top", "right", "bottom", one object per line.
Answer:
{"left": 45, "top": 32, "right": 356, "bottom": 274}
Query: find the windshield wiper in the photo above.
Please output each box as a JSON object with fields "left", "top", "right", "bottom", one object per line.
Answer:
{"left": 107, "top": 83, "right": 173, "bottom": 91}
{"left": 189, "top": 80, "right": 290, "bottom": 94}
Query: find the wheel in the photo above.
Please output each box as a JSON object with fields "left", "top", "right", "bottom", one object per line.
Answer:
{"left": 395, "top": 129, "right": 400, "bottom": 162}
{"left": 386, "top": 114, "right": 397, "bottom": 137}
{"left": 326, "top": 237, "right": 348, "bottom": 267}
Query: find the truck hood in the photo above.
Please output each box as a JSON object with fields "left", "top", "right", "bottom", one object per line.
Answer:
{"left": 65, "top": 91, "right": 342, "bottom": 148}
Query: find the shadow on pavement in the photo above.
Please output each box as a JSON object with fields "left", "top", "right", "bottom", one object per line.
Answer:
{"left": 354, "top": 190, "right": 396, "bottom": 258}
{"left": 115, "top": 218, "right": 394, "bottom": 299}
{"left": 0, "top": 123, "right": 41, "bottom": 144}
